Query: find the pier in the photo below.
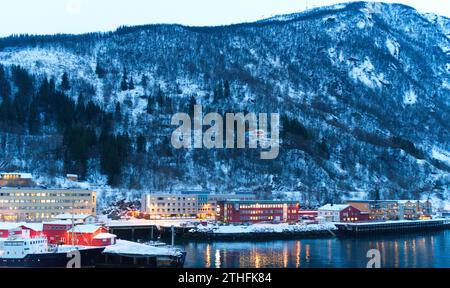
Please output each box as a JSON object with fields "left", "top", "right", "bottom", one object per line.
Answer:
{"left": 105, "top": 219, "right": 197, "bottom": 241}
{"left": 335, "top": 219, "right": 450, "bottom": 236}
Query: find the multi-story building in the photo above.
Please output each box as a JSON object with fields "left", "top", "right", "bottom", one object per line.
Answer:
{"left": 347, "top": 200, "right": 399, "bottom": 221}
{"left": 347, "top": 200, "right": 433, "bottom": 221}
{"left": 216, "top": 200, "right": 301, "bottom": 224}
{"left": 0, "top": 188, "right": 96, "bottom": 222}
{"left": 197, "top": 193, "right": 256, "bottom": 219}
{"left": 141, "top": 193, "right": 200, "bottom": 219}
{"left": 141, "top": 192, "right": 257, "bottom": 219}
{"left": 398, "top": 200, "right": 433, "bottom": 220}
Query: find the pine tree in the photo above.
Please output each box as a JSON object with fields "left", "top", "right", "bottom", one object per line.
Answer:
{"left": 120, "top": 69, "right": 128, "bottom": 91}
{"left": 224, "top": 80, "right": 230, "bottom": 98}
{"left": 0, "top": 65, "right": 10, "bottom": 100}
{"left": 28, "top": 99, "right": 40, "bottom": 135}
{"left": 95, "top": 60, "right": 106, "bottom": 78}
{"left": 146, "top": 96, "right": 154, "bottom": 114}
{"left": 141, "top": 74, "right": 148, "bottom": 88}
{"left": 115, "top": 102, "right": 122, "bottom": 122}
{"left": 128, "top": 77, "right": 135, "bottom": 90}
{"left": 136, "top": 134, "right": 146, "bottom": 153}
{"left": 61, "top": 72, "right": 70, "bottom": 91}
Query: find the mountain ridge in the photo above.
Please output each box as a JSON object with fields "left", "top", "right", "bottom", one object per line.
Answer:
{"left": 0, "top": 1, "right": 448, "bottom": 208}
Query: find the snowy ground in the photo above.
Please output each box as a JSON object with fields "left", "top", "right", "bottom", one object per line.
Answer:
{"left": 103, "top": 239, "right": 183, "bottom": 257}
{"left": 190, "top": 223, "right": 337, "bottom": 234}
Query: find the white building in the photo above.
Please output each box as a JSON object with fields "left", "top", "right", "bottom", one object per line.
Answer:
{"left": 318, "top": 204, "right": 350, "bottom": 222}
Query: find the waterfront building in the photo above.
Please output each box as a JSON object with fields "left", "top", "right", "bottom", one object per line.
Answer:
{"left": 141, "top": 193, "right": 200, "bottom": 219}
{"left": 141, "top": 192, "right": 256, "bottom": 219}
{"left": 197, "top": 193, "right": 256, "bottom": 219}
{"left": 43, "top": 221, "right": 74, "bottom": 244}
{"left": 0, "top": 188, "right": 96, "bottom": 222}
{"left": 346, "top": 200, "right": 432, "bottom": 221}
{"left": 67, "top": 224, "right": 116, "bottom": 246}
{"left": 216, "top": 200, "right": 301, "bottom": 224}
{"left": 318, "top": 204, "right": 369, "bottom": 223}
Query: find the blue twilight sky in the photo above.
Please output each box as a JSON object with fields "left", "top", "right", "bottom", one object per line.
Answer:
{"left": 0, "top": 0, "right": 449, "bottom": 37}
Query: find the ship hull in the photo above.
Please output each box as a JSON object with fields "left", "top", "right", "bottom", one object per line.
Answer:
{"left": 0, "top": 247, "right": 105, "bottom": 268}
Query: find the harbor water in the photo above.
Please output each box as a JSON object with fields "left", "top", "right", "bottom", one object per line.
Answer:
{"left": 178, "top": 230, "right": 450, "bottom": 268}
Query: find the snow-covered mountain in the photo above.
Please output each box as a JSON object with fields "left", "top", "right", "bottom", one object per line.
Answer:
{"left": 0, "top": 1, "right": 448, "bottom": 207}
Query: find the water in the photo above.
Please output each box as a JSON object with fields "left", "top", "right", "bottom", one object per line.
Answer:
{"left": 178, "top": 230, "right": 450, "bottom": 268}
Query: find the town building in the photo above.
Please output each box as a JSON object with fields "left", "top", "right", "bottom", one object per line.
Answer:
{"left": 318, "top": 204, "right": 369, "bottom": 223}
{"left": 298, "top": 210, "right": 318, "bottom": 221}
{"left": 216, "top": 200, "right": 301, "bottom": 224}
{"left": 43, "top": 221, "right": 74, "bottom": 244}
{"left": 67, "top": 225, "right": 116, "bottom": 247}
{"left": 0, "top": 173, "right": 34, "bottom": 187}
{"left": 141, "top": 192, "right": 256, "bottom": 219}
{"left": 346, "top": 200, "right": 432, "bottom": 221}
{"left": 141, "top": 193, "right": 200, "bottom": 219}
{"left": 197, "top": 193, "right": 256, "bottom": 219}
{"left": 0, "top": 188, "right": 96, "bottom": 222}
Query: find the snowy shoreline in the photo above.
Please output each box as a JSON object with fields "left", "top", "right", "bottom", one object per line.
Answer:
{"left": 184, "top": 223, "right": 337, "bottom": 240}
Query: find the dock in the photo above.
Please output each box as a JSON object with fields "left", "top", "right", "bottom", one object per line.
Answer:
{"left": 335, "top": 219, "right": 450, "bottom": 236}
{"left": 105, "top": 219, "right": 197, "bottom": 241}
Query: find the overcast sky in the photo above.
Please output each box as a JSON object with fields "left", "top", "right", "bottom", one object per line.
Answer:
{"left": 0, "top": 0, "right": 449, "bottom": 37}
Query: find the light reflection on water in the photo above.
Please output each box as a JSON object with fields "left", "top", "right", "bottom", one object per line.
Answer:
{"left": 180, "top": 230, "right": 450, "bottom": 268}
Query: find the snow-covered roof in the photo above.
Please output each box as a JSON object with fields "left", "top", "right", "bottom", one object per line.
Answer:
{"left": 103, "top": 240, "right": 183, "bottom": 257}
{"left": 68, "top": 224, "right": 103, "bottom": 233}
{"left": 318, "top": 204, "right": 350, "bottom": 211}
{"left": 54, "top": 214, "right": 93, "bottom": 220}
{"left": 93, "top": 233, "right": 117, "bottom": 240}
{"left": 21, "top": 223, "right": 43, "bottom": 231}
{"left": 43, "top": 220, "right": 74, "bottom": 225}
{"left": 0, "top": 222, "right": 25, "bottom": 230}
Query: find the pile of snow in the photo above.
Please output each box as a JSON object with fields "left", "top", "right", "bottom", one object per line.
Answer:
{"left": 104, "top": 240, "right": 183, "bottom": 256}
{"left": 190, "top": 223, "right": 337, "bottom": 234}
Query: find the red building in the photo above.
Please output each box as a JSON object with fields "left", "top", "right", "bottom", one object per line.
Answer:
{"left": 20, "top": 224, "right": 43, "bottom": 238}
{"left": 0, "top": 223, "right": 22, "bottom": 238}
{"left": 67, "top": 225, "right": 116, "bottom": 247}
{"left": 43, "top": 221, "right": 74, "bottom": 244}
{"left": 217, "top": 200, "right": 301, "bottom": 224}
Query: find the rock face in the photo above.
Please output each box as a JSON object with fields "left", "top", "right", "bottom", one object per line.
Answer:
{"left": 0, "top": 2, "right": 448, "bottom": 206}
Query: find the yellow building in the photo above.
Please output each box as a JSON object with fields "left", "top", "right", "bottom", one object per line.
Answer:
{"left": 0, "top": 188, "right": 96, "bottom": 222}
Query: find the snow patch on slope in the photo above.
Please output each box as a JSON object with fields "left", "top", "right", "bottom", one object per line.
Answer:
{"left": 432, "top": 148, "right": 450, "bottom": 166}
{"left": 386, "top": 38, "right": 400, "bottom": 58}
{"left": 403, "top": 89, "right": 417, "bottom": 105}
{"left": 349, "top": 58, "right": 385, "bottom": 89}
